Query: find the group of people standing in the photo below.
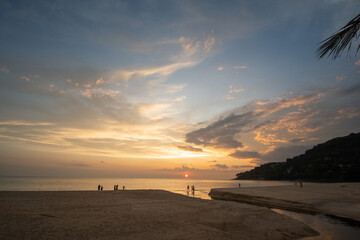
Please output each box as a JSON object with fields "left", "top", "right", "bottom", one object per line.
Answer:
{"left": 114, "top": 185, "right": 126, "bottom": 190}
{"left": 187, "top": 185, "right": 195, "bottom": 195}
{"left": 97, "top": 184, "right": 126, "bottom": 191}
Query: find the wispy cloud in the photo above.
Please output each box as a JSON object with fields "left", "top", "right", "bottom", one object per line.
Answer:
{"left": 0, "top": 66, "right": 9, "bottom": 73}
{"left": 211, "top": 164, "right": 228, "bottom": 169}
{"left": 336, "top": 75, "right": 346, "bottom": 81}
{"left": 229, "top": 150, "right": 260, "bottom": 159}
{"left": 177, "top": 145, "right": 203, "bottom": 152}
{"left": 20, "top": 76, "right": 30, "bottom": 82}
{"left": 157, "top": 164, "right": 200, "bottom": 172}
{"left": 0, "top": 121, "right": 55, "bottom": 126}
{"left": 95, "top": 77, "right": 104, "bottom": 86}
{"left": 233, "top": 65, "right": 248, "bottom": 69}
{"left": 80, "top": 88, "right": 120, "bottom": 99}
{"left": 109, "top": 62, "right": 197, "bottom": 83}
{"left": 136, "top": 103, "right": 174, "bottom": 120}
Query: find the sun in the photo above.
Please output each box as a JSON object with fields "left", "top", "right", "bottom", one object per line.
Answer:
{"left": 185, "top": 174, "right": 188, "bottom": 178}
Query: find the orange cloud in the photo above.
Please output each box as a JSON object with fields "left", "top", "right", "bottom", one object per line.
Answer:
{"left": 177, "top": 145, "right": 203, "bottom": 152}
{"left": 96, "top": 77, "right": 104, "bottom": 86}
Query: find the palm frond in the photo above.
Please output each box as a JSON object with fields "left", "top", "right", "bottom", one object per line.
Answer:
{"left": 317, "top": 13, "right": 360, "bottom": 59}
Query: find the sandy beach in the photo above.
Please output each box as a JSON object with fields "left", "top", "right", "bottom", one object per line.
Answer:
{"left": 209, "top": 182, "right": 360, "bottom": 222}
{"left": 0, "top": 190, "right": 317, "bottom": 240}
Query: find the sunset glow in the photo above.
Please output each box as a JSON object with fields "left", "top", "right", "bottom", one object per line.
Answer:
{"left": 0, "top": 1, "right": 359, "bottom": 179}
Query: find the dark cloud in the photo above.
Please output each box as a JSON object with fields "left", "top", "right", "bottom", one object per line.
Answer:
{"left": 185, "top": 89, "right": 360, "bottom": 152}
{"left": 186, "top": 112, "right": 257, "bottom": 149}
{"left": 157, "top": 164, "right": 199, "bottom": 172}
{"left": 231, "top": 165, "right": 254, "bottom": 169}
{"left": 211, "top": 164, "right": 229, "bottom": 169}
{"left": 337, "top": 84, "right": 360, "bottom": 97}
{"left": 177, "top": 145, "right": 203, "bottom": 152}
{"left": 260, "top": 145, "right": 309, "bottom": 163}
{"left": 288, "top": 137, "right": 309, "bottom": 143}
{"left": 231, "top": 146, "right": 309, "bottom": 166}
{"left": 229, "top": 150, "right": 260, "bottom": 159}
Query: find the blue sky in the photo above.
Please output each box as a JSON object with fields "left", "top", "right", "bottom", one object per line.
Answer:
{"left": 0, "top": 0, "right": 359, "bottom": 179}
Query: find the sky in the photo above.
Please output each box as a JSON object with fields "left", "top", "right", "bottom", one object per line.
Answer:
{"left": 0, "top": 0, "right": 360, "bottom": 179}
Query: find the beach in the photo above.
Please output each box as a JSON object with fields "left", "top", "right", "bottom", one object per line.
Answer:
{"left": 209, "top": 182, "right": 360, "bottom": 222}
{"left": 0, "top": 190, "right": 317, "bottom": 240}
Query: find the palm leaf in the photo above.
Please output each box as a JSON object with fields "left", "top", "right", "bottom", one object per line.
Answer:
{"left": 317, "top": 13, "right": 360, "bottom": 59}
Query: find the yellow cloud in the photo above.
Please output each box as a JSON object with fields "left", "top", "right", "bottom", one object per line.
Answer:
{"left": 0, "top": 121, "right": 54, "bottom": 126}
{"left": 110, "top": 62, "right": 196, "bottom": 82}
{"left": 137, "top": 103, "right": 174, "bottom": 120}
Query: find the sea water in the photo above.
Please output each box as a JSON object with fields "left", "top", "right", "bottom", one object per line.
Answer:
{"left": 0, "top": 176, "right": 293, "bottom": 199}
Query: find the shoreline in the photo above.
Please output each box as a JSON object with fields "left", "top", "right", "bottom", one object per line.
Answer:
{"left": 0, "top": 190, "right": 318, "bottom": 239}
{"left": 209, "top": 182, "right": 360, "bottom": 223}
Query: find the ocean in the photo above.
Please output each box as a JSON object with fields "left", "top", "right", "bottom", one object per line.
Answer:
{"left": 0, "top": 176, "right": 293, "bottom": 199}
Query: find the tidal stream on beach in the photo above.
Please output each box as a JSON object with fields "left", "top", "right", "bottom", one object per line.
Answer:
{"left": 272, "top": 209, "right": 360, "bottom": 240}
{"left": 1, "top": 176, "right": 359, "bottom": 239}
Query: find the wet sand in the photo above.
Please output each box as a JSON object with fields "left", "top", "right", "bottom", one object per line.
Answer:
{"left": 209, "top": 182, "right": 360, "bottom": 222}
{"left": 0, "top": 190, "right": 317, "bottom": 240}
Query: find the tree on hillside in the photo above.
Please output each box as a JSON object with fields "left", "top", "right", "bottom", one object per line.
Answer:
{"left": 317, "top": 13, "right": 360, "bottom": 59}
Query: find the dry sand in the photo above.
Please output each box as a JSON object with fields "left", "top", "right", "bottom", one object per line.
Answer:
{"left": 0, "top": 190, "right": 317, "bottom": 240}
{"left": 209, "top": 182, "right": 360, "bottom": 222}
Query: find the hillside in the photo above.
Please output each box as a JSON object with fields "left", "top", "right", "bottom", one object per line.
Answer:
{"left": 235, "top": 133, "right": 360, "bottom": 181}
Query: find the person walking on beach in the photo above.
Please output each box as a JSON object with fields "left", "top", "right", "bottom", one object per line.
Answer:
{"left": 123, "top": 185, "right": 126, "bottom": 190}
{"left": 101, "top": 185, "right": 103, "bottom": 191}
{"left": 98, "top": 184, "right": 100, "bottom": 191}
